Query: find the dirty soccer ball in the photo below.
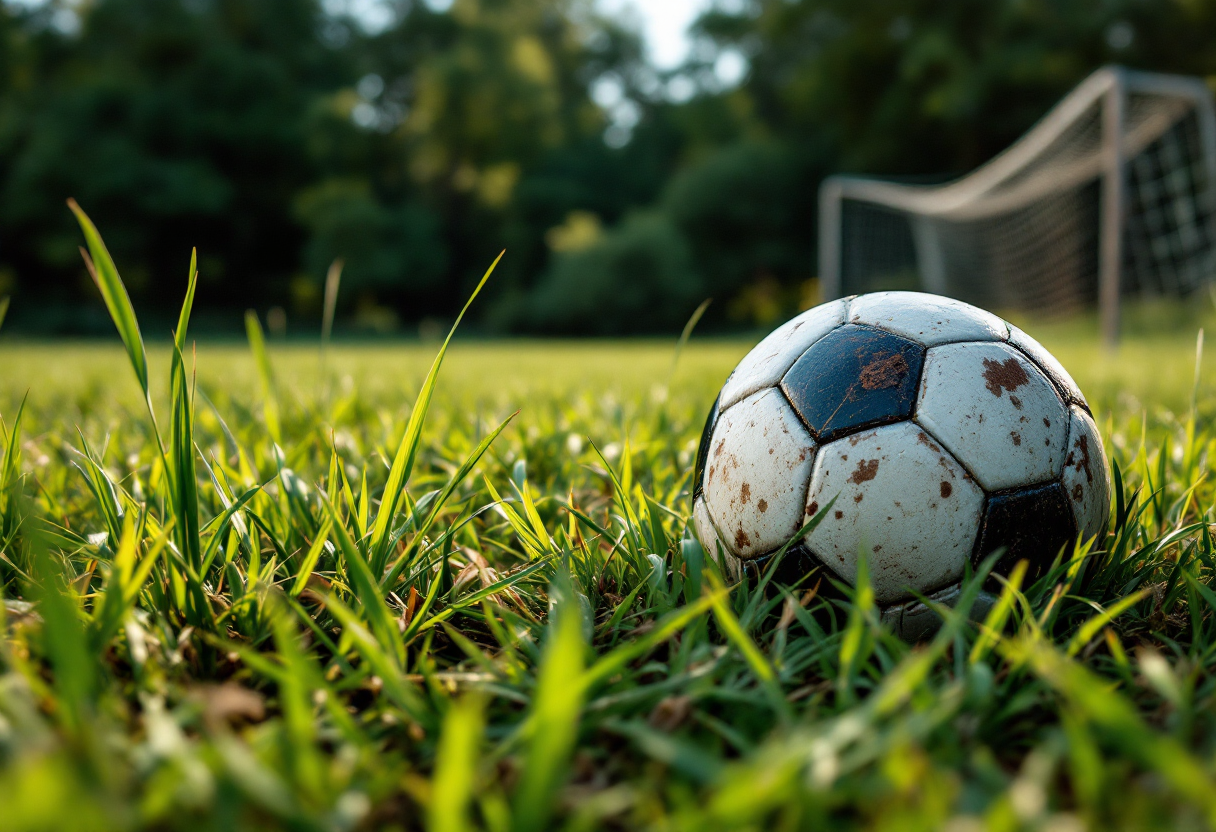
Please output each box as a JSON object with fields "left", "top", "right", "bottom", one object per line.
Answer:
{"left": 691, "top": 291, "right": 1110, "bottom": 640}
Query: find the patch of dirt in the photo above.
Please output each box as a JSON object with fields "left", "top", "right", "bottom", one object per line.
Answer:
{"left": 806, "top": 501, "right": 819, "bottom": 516}
{"left": 848, "top": 459, "right": 880, "bottom": 484}
{"left": 859, "top": 351, "right": 910, "bottom": 390}
{"left": 940, "top": 481, "right": 952, "bottom": 498}
{"left": 740, "top": 482, "right": 751, "bottom": 504}
{"left": 734, "top": 528, "right": 751, "bottom": 549}
{"left": 1010, "top": 431, "right": 1022, "bottom": 446}
{"left": 982, "top": 357, "right": 1030, "bottom": 398}
{"left": 757, "top": 498, "right": 768, "bottom": 513}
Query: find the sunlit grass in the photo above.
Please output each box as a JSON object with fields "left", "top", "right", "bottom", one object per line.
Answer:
{"left": 2, "top": 214, "right": 1216, "bottom": 830}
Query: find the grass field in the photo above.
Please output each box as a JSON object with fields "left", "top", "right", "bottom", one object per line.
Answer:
{"left": 3, "top": 229, "right": 1216, "bottom": 831}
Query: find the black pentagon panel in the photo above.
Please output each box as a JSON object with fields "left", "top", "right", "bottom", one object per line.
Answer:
{"left": 780, "top": 324, "right": 925, "bottom": 443}
{"left": 692, "top": 392, "right": 721, "bottom": 500}
{"left": 975, "top": 481, "right": 1077, "bottom": 578}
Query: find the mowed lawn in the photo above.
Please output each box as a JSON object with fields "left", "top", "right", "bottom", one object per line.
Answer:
{"left": 1, "top": 308, "right": 1215, "bottom": 831}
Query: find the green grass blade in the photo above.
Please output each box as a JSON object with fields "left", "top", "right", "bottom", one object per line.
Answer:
{"left": 382, "top": 411, "right": 518, "bottom": 587}
{"left": 404, "top": 557, "right": 552, "bottom": 642}
{"left": 68, "top": 199, "right": 150, "bottom": 401}
{"left": 1066, "top": 587, "right": 1152, "bottom": 657}
{"left": 511, "top": 574, "right": 585, "bottom": 832}
{"left": 667, "top": 297, "right": 711, "bottom": 384}
{"left": 322, "top": 258, "right": 343, "bottom": 348}
{"left": 2, "top": 391, "right": 27, "bottom": 494}
{"left": 290, "top": 518, "right": 334, "bottom": 597}
{"left": 969, "top": 559, "right": 1027, "bottom": 663}
{"left": 175, "top": 248, "right": 198, "bottom": 352}
{"left": 368, "top": 251, "right": 503, "bottom": 570}
{"left": 30, "top": 534, "right": 95, "bottom": 734}
{"left": 1006, "top": 634, "right": 1216, "bottom": 821}
{"left": 706, "top": 570, "right": 791, "bottom": 723}
{"left": 245, "top": 309, "right": 282, "bottom": 443}
{"left": 169, "top": 342, "right": 201, "bottom": 575}
{"left": 430, "top": 695, "right": 485, "bottom": 832}
{"left": 324, "top": 593, "right": 424, "bottom": 720}
{"left": 583, "top": 589, "right": 723, "bottom": 689}
{"left": 323, "top": 496, "right": 403, "bottom": 665}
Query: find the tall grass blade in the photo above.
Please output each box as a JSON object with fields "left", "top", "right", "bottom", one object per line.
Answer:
{"left": 245, "top": 309, "right": 282, "bottom": 443}
{"left": 368, "top": 251, "right": 503, "bottom": 571}
{"left": 324, "top": 497, "right": 403, "bottom": 664}
{"left": 667, "top": 297, "right": 711, "bottom": 384}
{"left": 322, "top": 258, "right": 343, "bottom": 348}
{"left": 68, "top": 199, "right": 151, "bottom": 404}
{"left": 30, "top": 533, "right": 95, "bottom": 735}
{"left": 169, "top": 342, "right": 201, "bottom": 576}
{"left": 383, "top": 411, "right": 518, "bottom": 587}
{"left": 430, "top": 695, "right": 485, "bottom": 832}
{"left": 705, "top": 571, "right": 791, "bottom": 722}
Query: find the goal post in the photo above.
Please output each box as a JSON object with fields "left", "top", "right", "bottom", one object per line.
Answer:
{"left": 819, "top": 66, "right": 1216, "bottom": 347}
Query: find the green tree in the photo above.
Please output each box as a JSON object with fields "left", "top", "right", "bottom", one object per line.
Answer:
{"left": 526, "top": 209, "right": 703, "bottom": 335}
{"left": 661, "top": 140, "right": 824, "bottom": 305}
{"left": 697, "top": 0, "right": 1216, "bottom": 176}
{"left": 0, "top": 0, "right": 355, "bottom": 321}
{"left": 293, "top": 178, "right": 447, "bottom": 296}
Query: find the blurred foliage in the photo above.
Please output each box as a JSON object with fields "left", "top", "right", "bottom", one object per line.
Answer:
{"left": 525, "top": 209, "right": 702, "bottom": 334}
{"left": 1, "top": 0, "right": 1216, "bottom": 332}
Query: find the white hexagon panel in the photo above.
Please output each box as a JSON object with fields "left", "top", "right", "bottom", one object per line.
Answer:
{"left": 702, "top": 388, "right": 818, "bottom": 560}
{"left": 916, "top": 341, "right": 1068, "bottom": 492}
{"left": 718, "top": 298, "right": 850, "bottom": 410}
{"left": 1061, "top": 405, "right": 1111, "bottom": 542}
{"left": 693, "top": 496, "right": 740, "bottom": 581}
{"left": 849, "top": 291, "right": 1009, "bottom": 347}
{"left": 1008, "top": 324, "right": 1089, "bottom": 411}
{"left": 802, "top": 421, "right": 985, "bottom": 606}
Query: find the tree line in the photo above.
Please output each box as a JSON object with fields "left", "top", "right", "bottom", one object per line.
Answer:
{"left": 1, "top": 0, "right": 1213, "bottom": 335}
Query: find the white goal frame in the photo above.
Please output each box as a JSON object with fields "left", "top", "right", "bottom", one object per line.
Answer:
{"left": 818, "top": 66, "right": 1216, "bottom": 345}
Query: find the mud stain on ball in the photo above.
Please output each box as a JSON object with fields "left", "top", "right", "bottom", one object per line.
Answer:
{"left": 1065, "top": 434, "right": 1093, "bottom": 483}
{"left": 940, "top": 481, "right": 952, "bottom": 498}
{"left": 848, "top": 459, "right": 880, "bottom": 484}
{"left": 981, "top": 356, "right": 1030, "bottom": 398}
{"left": 858, "top": 352, "right": 910, "bottom": 390}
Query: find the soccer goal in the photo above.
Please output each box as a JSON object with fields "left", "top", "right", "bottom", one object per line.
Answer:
{"left": 818, "top": 66, "right": 1216, "bottom": 345}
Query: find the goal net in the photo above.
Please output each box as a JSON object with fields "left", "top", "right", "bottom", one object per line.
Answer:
{"left": 819, "top": 67, "right": 1216, "bottom": 340}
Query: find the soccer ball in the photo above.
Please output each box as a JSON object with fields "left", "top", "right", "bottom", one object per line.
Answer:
{"left": 691, "top": 292, "right": 1110, "bottom": 640}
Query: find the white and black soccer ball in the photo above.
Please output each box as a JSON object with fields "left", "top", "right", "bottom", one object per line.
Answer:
{"left": 691, "top": 292, "right": 1110, "bottom": 640}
